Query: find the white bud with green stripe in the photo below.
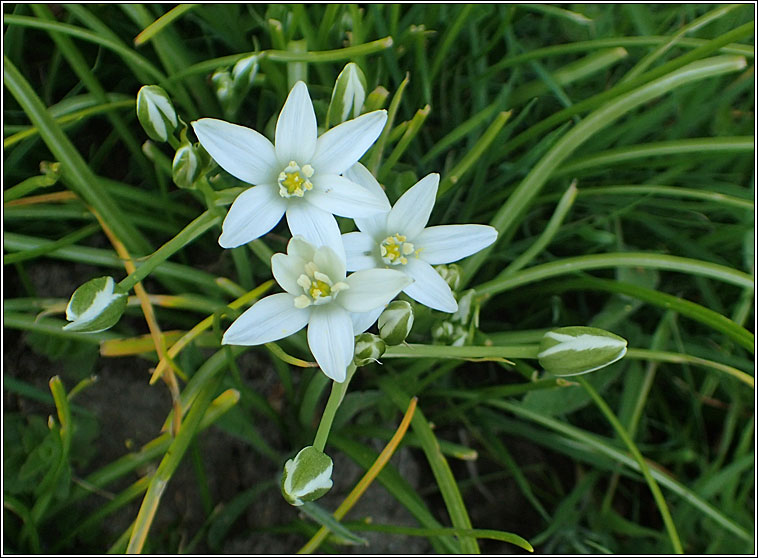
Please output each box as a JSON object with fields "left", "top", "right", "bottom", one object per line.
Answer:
{"left": 172, "top": 141, "right": 210, "bottom": 189}
{"left": 538, "top": 326, "right": 627, "bottom": 376}
{"left": 136, "top": 85, "right": 178, "bottom": 142}
{"left": 353, "top": 333, "right": 386, "bottom": 366}
{"left": 378, "top": 300, "right": 414, "bottom": 346}
{"left": 281, "top": 446, "right": 333, "bottom": 506}
{"left": 64, "top": 277, "right": 127, "bottom": 333}
{"left": 326, "top": 62, "right": 367, "bottom": 128}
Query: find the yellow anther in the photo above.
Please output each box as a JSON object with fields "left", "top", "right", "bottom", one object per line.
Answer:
{"left": 278, "top": 160, "right": 314, "bottom": 198}
{"left": 380, "top": 233, "right": 415, "bottom": 266}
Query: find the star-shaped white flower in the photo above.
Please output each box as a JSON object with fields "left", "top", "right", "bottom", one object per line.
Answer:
{"left": 192, "top": 81, "right": 389, "bottom": 258}
{"left": 222, "top": 237, "right": 411, "bottom": 382}
{"left": 341, "top": 164, "right": 498, "bottom": 313}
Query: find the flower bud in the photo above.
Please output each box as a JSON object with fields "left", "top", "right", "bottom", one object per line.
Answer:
{"left": 431, "top": 320, "right": 468, "bottom": 347}
{"left": 353, "top": 333, "right": 386, "bottom": 366}
{"left": 136, "top": 85, "right": 178, "bottom": 142}
{"left": 281, "top": 446, "right": 333, "bottom": 506}
{"left": 538, "top": 326, "right": 628, "bottom": 376}
{"left": 231, "top": 53, "right": 259, "bottom": 90}
{"left": 64, "top": 277, "right": 127, "bottom": 333}
{"left": 172, "top": 141, "right": 209, "bottom": 189}
{"left": 326, "top": 62, "right": 367, "bottom": 128}
{"left": 435, "top": 263, "right": 462, "bottom": 292}
{"left": 451, "top": 289, "right": 475, "bottom": 325}
{"left": 377, "top": 301, "right": 414, "bottom": 346}
{"left": 211, "top": 69, "right": 233, "bottom": 106}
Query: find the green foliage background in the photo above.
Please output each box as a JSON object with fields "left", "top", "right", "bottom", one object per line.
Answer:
{"left": 3, "top": 3, "right": 755, "bottom": 554}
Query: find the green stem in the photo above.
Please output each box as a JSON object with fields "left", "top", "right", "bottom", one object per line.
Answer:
{"left": 384, "top": 343, "right": 540, "bottom": 360}
{"left": 576, "top": 376, "right": 684, "bottom": 554}
{"left": 476, "top": 252, "right": 754, "bottom": 297}
{"left": 118, "top": 211, "right": 221, "bottom": 292}
{"left": 170, "top": 36, "right": 395, "bottom": 82}
{"left": 312, "top": 363, "right": 357, "bottom": 452}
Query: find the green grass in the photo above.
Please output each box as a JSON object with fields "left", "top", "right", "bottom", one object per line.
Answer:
{"left": 3, "top": 4, "right": 754, "bottom": 554}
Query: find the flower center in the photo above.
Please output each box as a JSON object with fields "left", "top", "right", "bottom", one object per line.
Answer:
{"left": 380, "top": 233, "right": 416, "bottom": 266}
{"left": 293, "top": 261, "right": 349, "bottom": 308}
{"left": 278, "top": 161, "right": 314, "bottom": 198}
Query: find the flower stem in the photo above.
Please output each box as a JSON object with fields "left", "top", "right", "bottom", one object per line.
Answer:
{"left": 312, "top": 363, "right": 357, "bottom": 452}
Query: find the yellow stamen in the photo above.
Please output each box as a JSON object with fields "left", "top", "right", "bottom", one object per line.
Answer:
{"left": 380, "top": 233, "right": 415, "bottom": 266}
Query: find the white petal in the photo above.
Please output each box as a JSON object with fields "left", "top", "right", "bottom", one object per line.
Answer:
{"left": 285, "top": 202, "right": 345, "bottom": 261}
{"left": 402, "top": 258, "right": 457, "bottom": 313}
{"left": 275, "top": 81, "right": 318, "bottom": 164}
{"left": 311, "top": 110, "right": 387, "bottom": 174}
{"left": 342, "top": 231, "right": 379, "bottom": 271}
{"left": 314, "top": 245, "right": 346, "bottom": 282}
{"left": 416, "top": 224, "right": 498, "bottom": 265}
{"left": 222, "top": 293, "right": 310, "bottom": 345}
{"left": 192, "top": 118, "right": 277, "bottom": 184}
{"left": 287, "top": 236, "right": 316, "bottom": 261}
{"left": 344, "top": 163, "right": 389, "bottom": 203}
{"left": 340, "top": 268, "right": 411, "bottom": 313}
{"left": 386, "top": 173, "right": 439, "bottom": 240}
{"left": 345, "top": 163, "right": 391, "bottom": 240}
{"left": 272, "top": 253, "right": 307, "bottom": 296}
{"left": 308, "top": 174, "right": 389, "bottom": 218}
{"left": 219, "top": 185, "right": 287, "bottom": 248}
{"left": 351, "top": 306, "right": 385, "bottom": 335}
{"left": 307, "top": 305, "right": 354, "bottom": 382}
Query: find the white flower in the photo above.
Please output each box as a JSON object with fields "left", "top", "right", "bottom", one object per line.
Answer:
{"left": 222, "top": 237, "right": 411, "bottom": 382}
{"left": 192, "top": 81, "right": 389, "bottom": 258}
{"left": 341, "top": 164, "right": 498, "bottom": 313}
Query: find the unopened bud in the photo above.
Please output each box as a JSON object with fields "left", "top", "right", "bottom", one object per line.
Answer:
{"left": 326, "top": 62, "right": 367, "bottom": 128}
{"left": 281, "top": 446, "right": 333, "bottom": 506}
{"left": 136, "top": 85, "right": 178, "bottom": 142}
{"left": 377, "top": 301, "right": 414, "bottom": 346}
{"left": 538, "top": 326, "right": 628, "bottom": 376}
{"left": 353, "top": 333, "right": 386, "bottom": 366}
{"left": 172, "top": 141, "right": 209, "bottom": 189}
{"left": 435, "top": 263, "right": 462, "bottom": 292}
{"left": 64, "top": 277, "right": 127, "bottom": 333}
{"left": 432, "top": 320, "right": 468, "bottom": 347}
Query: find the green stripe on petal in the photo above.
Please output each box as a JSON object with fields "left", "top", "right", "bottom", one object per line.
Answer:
{"left": 538, "top": 326, "right": 628, "bottom": 376}
{"left": 281, "top": 446, "right": 334, "bottom": 506}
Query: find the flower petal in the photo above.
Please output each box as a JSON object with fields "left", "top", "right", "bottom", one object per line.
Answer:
{"left": 340, "top": 268, "right": 411, "bottom": 313}
{"left": 311, "top": 110, "right": 387, "bottom": 174}
{"left": 309, "top": 174, "right": 389, "bottom": 218}
{"left": 307, "top": 305, "right": 354, "bottom": 382}
{"left": 222, "top": 293, "right": 310, "bottom": 345}
{"left": 192, "top": 118, "right": 277, "bottom": 184}
{"left": 285, "top": 202, "right": 345, "bottom": 261}
{"left": 219, "top": 185, "right": 287, "bottom": 248}
{"left": 386, "top": 173, "right": 439, "bottom": 240}
{"left": 344, "top": 163, "right": 390, "bottom": 240}
{"left": 351, "top": 306, "right": 385, "bottom": 335}
{"left": 402, "top": 258, "right": 457, "bottom": 313}
{"left": 275, "top": 81, "right": 318, "bottom": 164}
{"left": 314, "top": 245, "right": 346, "bottom": 282}
{"left": 342, "top": 231, "right": 379, "bottom": 271}
{"left": 287, "top": 236, "right": 316, "bottom": 261}
{"left": 416, "top": 224, "right": 498, "bottom": 265}
{"left": 272, "top": 253, "right": 307, "bottom": 296}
